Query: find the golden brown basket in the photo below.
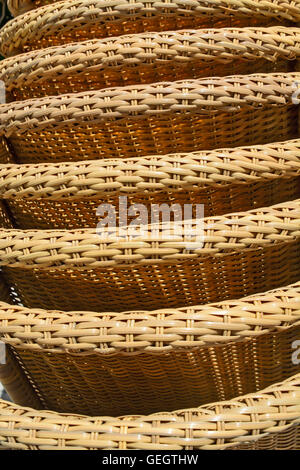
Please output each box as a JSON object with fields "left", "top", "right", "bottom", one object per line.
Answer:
{"left": 0, "top": 198, "right": 299, "bottom": 312}
{"left": 0, "top": 73, "right": 299, "bottom": 164}
{"left": 0, "top": 368, "right": 299, "bottom": 449}
{"left": 2, "top": 0, "right": 300, "bottom": 57}
{"left": 0, "top": 281, "right": 300, "bottom": 417}
{"left": 0, "top": 139, "right": 299, "bottom": 229}
{"left": 8, "top": 0, "right": 300, "bottom": 22}
{"left": 1, "top": 27, "right": 300, "bottom": 101}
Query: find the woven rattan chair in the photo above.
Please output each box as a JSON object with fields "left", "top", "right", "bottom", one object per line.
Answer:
{"left": 0, "top": 198, "right": 299, "bottom": 312}
{"left": 0, "top": 139, "right": 299, "bottom": 228}
{"left": 0, "top": 73, "right": 299, "bottom": 164}
{"left": 1, "top": 27, "right": 300, "bottom": 101}
{"left": 2, "top": 0, "right": 300, "bottom": 57}
{"left": 0, "top": 372, "right": 299, "bottom": 449}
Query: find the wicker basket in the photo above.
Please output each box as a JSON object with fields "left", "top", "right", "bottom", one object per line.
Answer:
{"left": 1, "top": 27, "right": 300, "bottom": 102}
{"left": 0, "top": 73, "right": 299, "bottom": 165}
{"left": 0, "top": 139, "right": 299, "bottom": 229}
{"left": 0, "top": 373, "right": 299, "bottom": 449}
{"left": 0, "top": 281, "right": 300, "bottom": 416}
{"left": 2, "top": 0, "right": 300, "bottom": 57}
{"left": 0, "top": 198, "right": 299, "bottom": 311}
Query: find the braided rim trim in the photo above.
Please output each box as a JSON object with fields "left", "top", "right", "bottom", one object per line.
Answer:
{"left": 0, "top": 73, "right": 299, "bottom": 138}
{"left": 0, "top": 139, "right": 299, "bottom": 199}
{"left": 0, "top": 199, "right": 299, "bottom": 268}
{"left": 2, "top": 0, "right": 300, "bottom": 56}
{"left": 0, "top": 281, "right": 299, "bottom": 353}
{"left": 0, "top": 373, "right": 299, "bottom": 450}
{"left": 1, "top": 27, "right": 300, "bottom": 93}
{"left": 7, "top": 0, "right": 300, "bottom": 19}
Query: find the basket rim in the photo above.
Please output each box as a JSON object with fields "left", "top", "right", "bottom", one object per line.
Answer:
{"left": 2, "top": 0, "right": 300, "bottom": 57}
{"left": 7, "top": 0, "right": 300, "bottom": 18}
{"left": 0, "top": 372, "right": 299, "bottom": 450}
{"left": 0, "top": 73, "right": 299, "bottom": 138}
{"left": 0, "top": 281, "right": 299, "bottom": 354}
{"left": 0, "top": 198, "right": 299, "bottom": 268}
{"left": 0, "top": 139, "right": 299, "bottom": 200}
{"left": 1, "top": 26, "right": 300, "bottom": 96}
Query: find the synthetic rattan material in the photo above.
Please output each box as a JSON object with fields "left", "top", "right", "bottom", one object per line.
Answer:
{"left": 0, "top": 199, "right": 299, "bottom": 311}
{"left": 0, "top": 73, "right": 299, "bottom": 164}
{"left": 0, "top": 139, "right": 299, "bottom": 228}
{"left": 1, "top": 281, "right": 300, "bottom": 353}
{"left": 2, "top": 0, "right": 300, "bottom": 57}
{"left": 1, "top": 281, "right": 300, "bottom": 415}
{"left": 1, "top": 27, "right": 300, "bottom": 101}
{"left": 0, "top": 373, "right": 299, "bottom": 450}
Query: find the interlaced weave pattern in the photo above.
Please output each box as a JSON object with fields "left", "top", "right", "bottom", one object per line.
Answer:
{"left": 0, "top": 139, "right": 299, "bottom": 227}
{"left": 2, "top": 0, "right": 300, "bottom": 57}
{"left": 0, "top": 199, "right": 299, "bottom": 311}
{"left": 0, "top": 73, "right": 299, "bottom": 164}
{"left": 0, "top": 27, "right": 299, "bottom": 101}
{"left": 0, "top": 281, "right": 299, "bottom": 353}
{"left": 0, "top": 373, "right": 299, "bottom": 450}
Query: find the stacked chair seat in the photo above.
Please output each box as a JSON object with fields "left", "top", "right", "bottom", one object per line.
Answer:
{"left": 0, "top": 0, "right": 300, "bottom": 451}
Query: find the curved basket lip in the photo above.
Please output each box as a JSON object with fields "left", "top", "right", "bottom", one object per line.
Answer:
{"left": 1, "top": 26, "right": 300, "bottom": 95}
{"left": 0, "top": 198, "right": 299, "bottom": 269}
{"left": 0, "top": 281, "right": 300, "bottom": 355}
{"left": 0, "top": 372, "right": 299, "bottom": 450}
{"left": 0, "top": 73, "right": 298, "bottom": 138}
{"left": 2, "top": 0, "right": 300, "bottom": 57}
{"left": 0, "top": 139, "right": 299, "bottom": 200}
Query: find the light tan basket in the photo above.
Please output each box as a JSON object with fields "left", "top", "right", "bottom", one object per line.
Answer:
{"left": 2, "top": 0, "right": 300, "bottom": 57}
{"left": 0, "top": 198, "right": 299, "bottom": 312}
{"left": 0, "top": 373, "right": 299, "bottom": 449}
{"left": 0, "top": 139, "right": 299, "bottom": 228}
{"left": 0, "top": 73, "right": 299, "bottom": 165}
{"left": 1, "top": 27, "right": 300, "bottom": 101}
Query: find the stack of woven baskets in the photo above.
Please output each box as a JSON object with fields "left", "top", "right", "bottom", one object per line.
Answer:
{"left": 0, "top": 0, "right": 299, "bottom": 450}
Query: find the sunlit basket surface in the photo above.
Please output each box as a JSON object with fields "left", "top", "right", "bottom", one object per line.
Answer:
{"left": 1, "top": 1, "right": 300, "bottom": 451}
{"left": 0, "top": 139, "right": 299, "bottom": 228}
{"left": 0, "top": 73, "right": 299, "bottom": 164}
{"left": 0, "top": 373, "right": 299, "bottom": 449}
{"left": 0, "top": 278, "right": 299, "bottom": 416}
{"left": 2, "top": 0, "right": 300, "bottom": 57}
{"left": 1, "top": 27, "right": 300, "bottom": 101}
{"left": 0, "top": 198, "right": 299, "bottom": 311}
